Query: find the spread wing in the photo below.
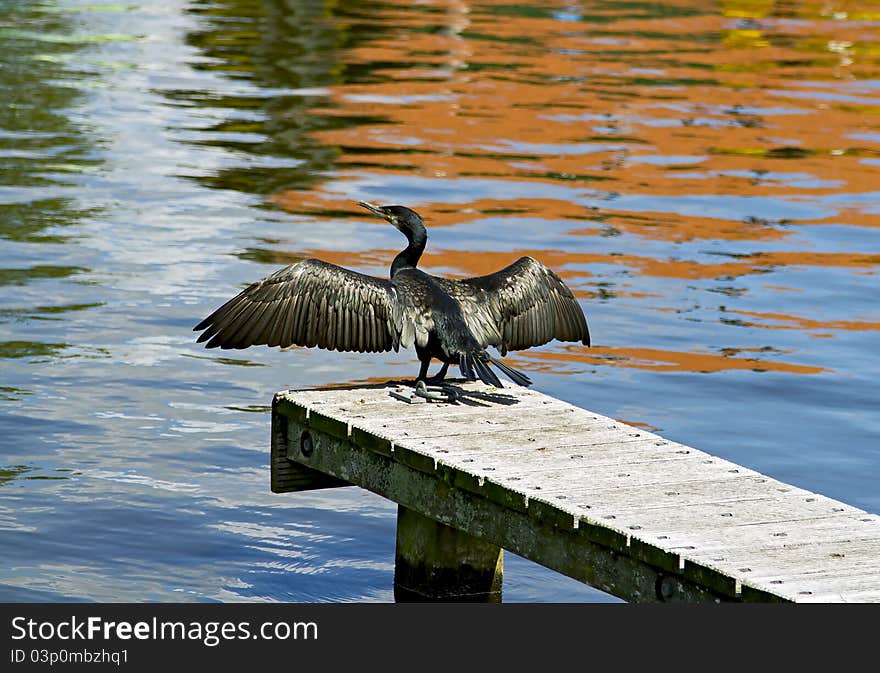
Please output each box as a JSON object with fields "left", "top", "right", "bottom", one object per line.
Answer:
{"left": 193, "top": 259, "right": 399, "bottom": 353}
{"left": 436, "top": 256, "right": 590, "bottom": 355}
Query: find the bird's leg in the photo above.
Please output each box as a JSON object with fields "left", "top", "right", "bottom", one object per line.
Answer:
{"left": 425, "top": 362, "right": 449, "bottom": 384}
{"left": 416, "top": 357, "right": 431, "bottom": 383}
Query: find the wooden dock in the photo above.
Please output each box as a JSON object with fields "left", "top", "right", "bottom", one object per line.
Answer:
{"left": 270, "top": 380, "right": 880, "bottom": 602}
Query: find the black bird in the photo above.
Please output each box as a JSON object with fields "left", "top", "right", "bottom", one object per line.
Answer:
{"left": 193, "top": 202, "right": 590, "bottom": 388}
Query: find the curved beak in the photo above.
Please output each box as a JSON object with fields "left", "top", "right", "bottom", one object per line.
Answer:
{"left": 358, "top": 201, "right": 387, "bottom": 219}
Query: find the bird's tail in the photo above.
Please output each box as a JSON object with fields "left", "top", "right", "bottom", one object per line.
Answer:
{"left": 459, "top": 352, "right": 501, "bottom": 387}
{"left": 459, "top": 352, "right": 532, "bottom": 388}
{"left": 458, "top": 352, "right": 475, "bottom": 381}
{"left": 487, "top": 355, "right": 532, "bottom": 387}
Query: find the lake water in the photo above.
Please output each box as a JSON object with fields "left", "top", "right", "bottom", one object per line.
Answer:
{"left": 1, "top": 0, "right": 878, "bottom": 602}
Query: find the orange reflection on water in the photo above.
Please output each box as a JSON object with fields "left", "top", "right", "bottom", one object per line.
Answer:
{"left": 303, "top": 344, "right": 827, "bottom": 379}
{"left": 293, "top": 246, "right": 880, "bottom": 283}
{"left": 301, "top": 0, "right": 880, "bottom": 202}
{"left": 568, "top": 211, "right": 793, "bottom": 243}
{"left": 265, "top": 0, "right": 880, "bottom": 378}
{"left": 517, "top": 345, "right": 829, "bottom": 375}
{"left": 725, "top": 309, "right": 880, "bottom": 332}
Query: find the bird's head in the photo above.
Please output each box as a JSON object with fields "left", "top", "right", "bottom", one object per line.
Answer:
{"left": 358, "top": 201, "right": 426, "bottom": 243}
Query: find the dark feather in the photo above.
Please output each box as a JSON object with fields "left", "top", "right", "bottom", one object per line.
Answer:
{"left": 194, "top": 259, "right": 398, "bottom": 353}
{"left": 472, "top": 355, "right": 503, "bottom": 387}
{"left": 488, "top": 355, "right": 532, "bottom": 387}
{"left": 436, "top": 256, "right": 590, "bottom": 354}
{"left": 458, "top": 353, "right": 473, "bottom": 380}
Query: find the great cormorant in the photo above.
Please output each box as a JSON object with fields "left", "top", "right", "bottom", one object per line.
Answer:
{"left": 193, "top": 202, "right": 590, "bottom": 388}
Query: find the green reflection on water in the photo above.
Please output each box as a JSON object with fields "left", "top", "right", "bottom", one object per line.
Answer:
{"left": 172, "top": 0, "right": 488, "bottom": 198}
{"left": 236, "top": 247, "right": 306, "bottom": 265}
{"left": 482, "top": 1, "right": 705, "bottom": 22}
{"left": 0, "top": 341, "right": 70, "bottom": 359}
{"left": 0, "top": 2, "right": 106, "bottom": 244}
{"left": 0, "top": 465, "right": 73, "bottom": 486}
{"left": 174, "top": 0, "right": 355, "bottom": 196}
{"left": 0, "top": 266, "right": 89, "bottom": 286}
{"left": 0, "top": 387, "right": 32, "bottom": 401}
{"left": 0, "top": 466, "right": 33, "bottom": 486}
{"left": 0, "top": 341, "right": 110, "bottom": 361}
{"left": 35, "top": 3, "right": 132, "bottom": 13}
{"left": 0, "top": 200, "right": 99, "bottom": 244}
{"left": 0, "top": 29, "right": 138, "bottom": 44}
{"left": 182, "top": 353, "right": 267, "bottom": 367}
{"left": 0, "top": 302, "right": 104, "bottom": 323}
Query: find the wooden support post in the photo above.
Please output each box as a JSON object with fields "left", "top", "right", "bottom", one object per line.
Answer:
{"left": 394, "top": 505, "right": 503, "bottom": 602}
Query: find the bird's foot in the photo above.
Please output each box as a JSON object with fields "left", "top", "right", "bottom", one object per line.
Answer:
{"left": 408, "top": 379, "right": 460, "bottom": 403}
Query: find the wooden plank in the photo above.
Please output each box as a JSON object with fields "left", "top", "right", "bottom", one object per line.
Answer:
{"left": 281, "top": 383, "right": 570, "bottom": 423}
{"left": 395, "top": 426, "right": 656, "bottom": 459}
{"left": 272, "top": 382, "right": 880, "bottom": 603}
{"left": 799, "top": 588, "right": 880, "bottom": 603}
{"left": 677, "top": 516, "right": 880, "bottom": 556}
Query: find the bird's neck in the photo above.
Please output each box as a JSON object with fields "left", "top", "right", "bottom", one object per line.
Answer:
{"left": 391, "top": 230, "right": 426, "bottom": 277}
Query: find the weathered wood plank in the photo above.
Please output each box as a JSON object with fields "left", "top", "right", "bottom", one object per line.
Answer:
{"left": 396, "top": 428, "right": 655, "bottom": 462}
{"left": 799, "top": 588, "right": 880, "bottom": 603}
{"left": 676, "top": 516, "right": 880, "bottom": 556}
{"left": 271, "top": 381, "right": 880, "bottom": 603}
{"left": 281, "top": 383, "right": 569, "bottom": 424}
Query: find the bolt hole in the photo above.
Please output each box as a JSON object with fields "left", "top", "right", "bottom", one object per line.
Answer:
{"left": 300, "top": 430, "right": 314, "bottom": 457}
{"left": 656, "top": 575, "right": 676, "bottom": 601}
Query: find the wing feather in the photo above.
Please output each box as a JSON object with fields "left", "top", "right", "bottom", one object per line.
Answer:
{"left": 435, "top": 256, "right": 590, "bottom": 354}
{"left": 269, "top": 296, "right": 288, "bottom": 349}
{"left": 194, "top": 259, "right": 398, "bottom": 353}
{"left": 341, "top": 306, "right": 351, "bottom": 351}
{"left": 324, "top": 301, "right": 335, "bottom": 351}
